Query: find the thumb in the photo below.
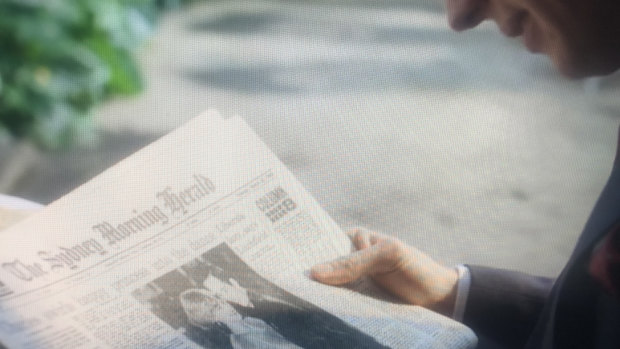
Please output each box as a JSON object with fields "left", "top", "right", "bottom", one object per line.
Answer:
{"left": 310, "top": 245, "right": 385, "bottom": 285}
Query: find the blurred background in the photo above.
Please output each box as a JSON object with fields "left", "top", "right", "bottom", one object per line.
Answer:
{"left": 1, "top": 0, "right": 619, "bottom": 277}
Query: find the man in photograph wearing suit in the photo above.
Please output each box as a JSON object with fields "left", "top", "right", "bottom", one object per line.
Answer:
{"left": 311, "top": 0, "right": 620, "bottom": 348}
{"left": 202, "top": 274, "right": 390, "bottom": 349}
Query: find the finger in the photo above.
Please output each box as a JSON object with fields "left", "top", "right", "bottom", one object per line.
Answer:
{"left": 345, "top": 228, "right": 364, "bottom": 239}
{"left": 347, "top": 228, "right": 382, "bottom": 249}
{"left": 351, "top": 230, "right": 372, "bottom": 250}
{"left": 311, "top": 245, "right": 385, "bottom": 285}
{"left": 369, "top": 232, "right": 382, "bottom": 245}
{"left": 350, "top": 229, "right": 389, "bottom": 246}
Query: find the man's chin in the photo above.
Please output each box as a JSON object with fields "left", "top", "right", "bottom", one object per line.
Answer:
{"left": 551, "top": 48, "right": 620, "bottom": 79}
{"left": 554, "top": 60, "right": 589, "bottom": 79}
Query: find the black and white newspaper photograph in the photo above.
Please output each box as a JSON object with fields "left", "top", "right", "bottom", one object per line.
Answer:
{"left": 132, "top": 242, "right": 389, "bottom": 349}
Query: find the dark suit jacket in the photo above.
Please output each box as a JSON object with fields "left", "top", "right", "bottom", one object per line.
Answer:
{"left": 463, "top": 127, "right": 620, "bottom": 349}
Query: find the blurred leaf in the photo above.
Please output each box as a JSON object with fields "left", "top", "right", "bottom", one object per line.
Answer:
{"left": 0, "top": 0, "right": 198, "bottom": 148}
{"left": 86, "top": 35, "right": 143, "bottom": 95}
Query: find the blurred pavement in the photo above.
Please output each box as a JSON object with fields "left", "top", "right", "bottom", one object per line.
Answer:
{"left": 3, "top": 0, "right": 620, "bottom": 277}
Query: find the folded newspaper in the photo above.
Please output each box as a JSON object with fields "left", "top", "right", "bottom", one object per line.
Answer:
{"left": 0, "top": 111, "right": 477, "bottom": 349}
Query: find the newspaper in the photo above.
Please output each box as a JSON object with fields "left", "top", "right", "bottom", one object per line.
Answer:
{"left": 0, "top": 111, "right": 477, "bottom": 349}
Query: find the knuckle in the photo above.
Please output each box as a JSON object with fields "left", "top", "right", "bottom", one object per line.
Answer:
{"left": 353, "top": 232, "right": 365, "bottom": 244}
{"left": 377, "top": 240, "right": 411, "bottom": 270}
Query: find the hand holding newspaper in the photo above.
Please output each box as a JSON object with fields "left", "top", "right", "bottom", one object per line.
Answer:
{"left": 0, "top": 111, "right": 477, "bottom": 348}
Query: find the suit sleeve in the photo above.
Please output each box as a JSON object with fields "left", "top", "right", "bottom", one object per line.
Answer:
{"left": 462, "top": 265, "right": 554, "bottom": 349}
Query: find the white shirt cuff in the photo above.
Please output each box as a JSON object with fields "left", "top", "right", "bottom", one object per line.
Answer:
{"left": 452, "top": 264, "right": 471, "bottom": 322}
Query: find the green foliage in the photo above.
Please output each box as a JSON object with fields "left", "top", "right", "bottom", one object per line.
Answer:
{"left": 0, "top": 0, "right": 168, "bottom": 148}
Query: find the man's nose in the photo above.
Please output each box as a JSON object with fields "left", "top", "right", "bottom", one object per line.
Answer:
{"left": 446, "top": 0, "right": 488, "bottom": 31}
